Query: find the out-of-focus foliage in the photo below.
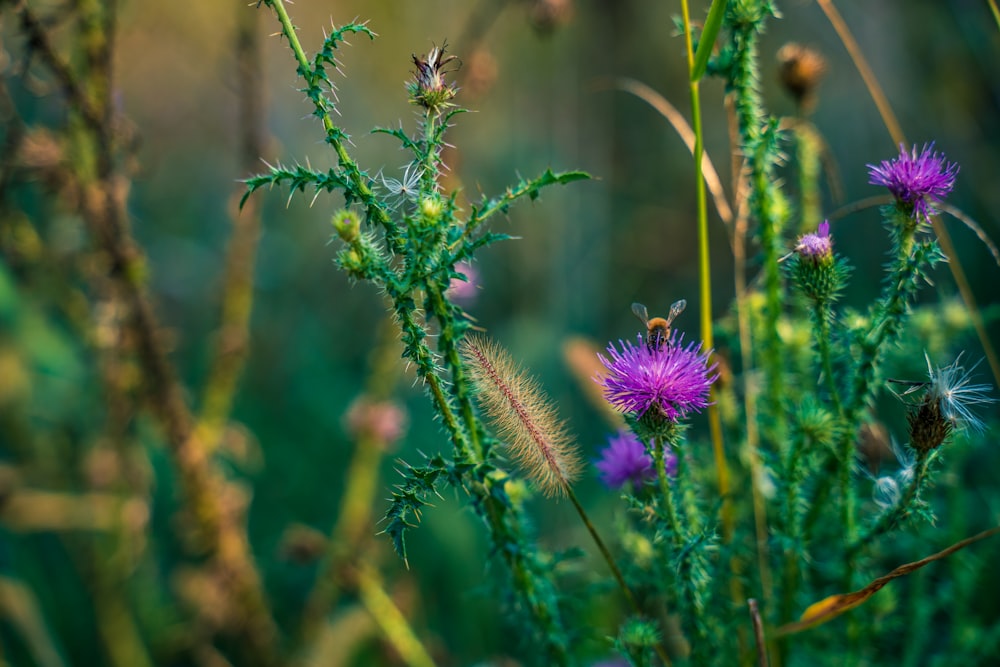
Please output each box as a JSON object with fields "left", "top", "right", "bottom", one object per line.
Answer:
{"left": 1, "top": 1, "right": 999, "bottom": 666}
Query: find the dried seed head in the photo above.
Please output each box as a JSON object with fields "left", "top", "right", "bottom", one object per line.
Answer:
{"left": 461, "top": 334, "right": 581, "bottom": 496}
{"left": 407, "top": 43, "right": 459, "bottom": 112}
{"left": 907, "top": 397, "right": 953, "bottom": 455}
{"left": 777, "top": 43, "right": 827, "bottom": 112}
{"left": 897, "top": 354, "right": 995, "bottom": 454}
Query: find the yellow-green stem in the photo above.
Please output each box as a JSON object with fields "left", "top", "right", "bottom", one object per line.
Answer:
{"left": 678, "top": 0, "right": 730, "bottom": 541}
{"left": 680, "top": 0, "right": 747, "bottom": 648}
{"left": 356, "top": 564, "right": 438, "bottom": 667}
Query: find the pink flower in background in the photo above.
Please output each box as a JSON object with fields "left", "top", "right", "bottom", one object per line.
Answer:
{"left": 446, "top": 261, "right": 479, "bottom": 305}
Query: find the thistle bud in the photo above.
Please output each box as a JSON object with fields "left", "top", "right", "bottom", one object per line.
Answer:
{"left": 332, "top": 209, "right": 361, "bottom": 243}
{"left": 419, "top": 196, "right": 443, "bottom": 221}
{"left": 790, "top": 221, "right": 847, "bottom": 302}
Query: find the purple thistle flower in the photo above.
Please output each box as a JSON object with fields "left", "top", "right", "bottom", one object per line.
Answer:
{"left": 597, "top": 333, "right": 717, "bottom": 421}
{"left": 796, "top": 220, "right": 832, "bottom": 259}
{"left": 867, "top": 143, "right": 958, "bottom": 223}
{"left": 594, "top": 430, "right": 677, "bottom": 489}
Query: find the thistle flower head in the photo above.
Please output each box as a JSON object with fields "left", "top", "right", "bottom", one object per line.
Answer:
{"left": 597, "top": 333, "right": 717, "bottom": 423}
{"left": 407, "top": 43, "right": 459, "bottom": 112}
{"left": 867, "top": 143, "right": 958, "bottom": 223}
{"left": 594, "top": 430, "right": 676, "bottom": 490}
{"left": 796, "top": 220, "right": 832, "bottom": 259}
{"left": 461, "top": 334, "right": 581, "bottom": 496}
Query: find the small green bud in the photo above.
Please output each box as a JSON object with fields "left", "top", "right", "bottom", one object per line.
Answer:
{"left": 618, "top": 616, "right": 661, "bottom": 648}
{"left": 337, "top": 247, "right": 364, "bottom": 277}
{"left": 419, "top": 196, "right": 443, "bottom": 221}
{"left": 332, "top": 210, "right": 361, "bottom": 243}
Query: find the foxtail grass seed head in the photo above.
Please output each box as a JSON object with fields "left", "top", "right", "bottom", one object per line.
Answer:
{"left": 594, "top": 429, "right": 676, "bottom": 490}
{"left": 597, "top": 332, "right": 717, "bottom": 424}
{"left": 777, "top": 42, "right": 827, "bottom": 112}
{"left": 867, "top": 143, "right": 958, "bottom": 224}
{"left": 407, "top": 43, "right": 459, "bottom": 112}
{"left": 461, "top": 335, "right": 581, "bottom": 496}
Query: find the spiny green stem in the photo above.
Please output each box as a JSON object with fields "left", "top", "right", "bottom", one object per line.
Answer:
{"left": 653, "top": 436, "right": 684, "bottom": 548}
{"left": 265, "top": 0, "right": 391, "bottom": 229}
{"left": 779, "top": 434, "right": 810, "bottom": 648}
{"left": 814, "top": 300, "right": 842, "bottom": 414}
{"left": 674, "top": 447, "right": 702, "bottom": 536}
{"left": 480, "top": 488, "right": 571, "bottom": 665}
{"left": 420, "top": 110, "right": 439, "bottom": 194}
{"left": 681, "top": 0, "right": 733, "bottom": 557}
{"left": 395, "top": 302, "right": 474, "bottom": 461}
{"left": 426, "top": 282, "right": 483, "bottom": 460}
{"left": 804, "top": 225, "right": 936, "bottom": 543}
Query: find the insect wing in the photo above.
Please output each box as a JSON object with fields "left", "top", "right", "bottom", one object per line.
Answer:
{"left": 665, "top": 299, "right": 687, "bottom": 327}
{"left": 631, "top": 302, "right": 650, "bottom": 326}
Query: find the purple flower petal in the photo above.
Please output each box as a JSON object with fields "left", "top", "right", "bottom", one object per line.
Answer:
{"left": 596, "top": 333, "right": 717, "bottom": 421}
{"left": 594, "top": 430, "right": 676, "bottom": 489}
{"left": 796, "top": 220, "right": 833, "bottom": 258}
{"left": 867, "top": 143, "right": 958, "bottom": 222}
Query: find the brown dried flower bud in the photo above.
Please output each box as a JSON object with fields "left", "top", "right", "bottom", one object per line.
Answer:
{"left": 407, "top": 44, "right": 459, "bottom": 112}
{"left": 907, "top": 397, "right": 953, "bottom": 455}
{"left": 777, "top": 43, "right": 827, "bottom": 113}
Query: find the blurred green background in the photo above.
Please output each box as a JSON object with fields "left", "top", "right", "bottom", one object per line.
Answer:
{"left": 2, "top": 1, "right": 1000, "bottom": 665}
